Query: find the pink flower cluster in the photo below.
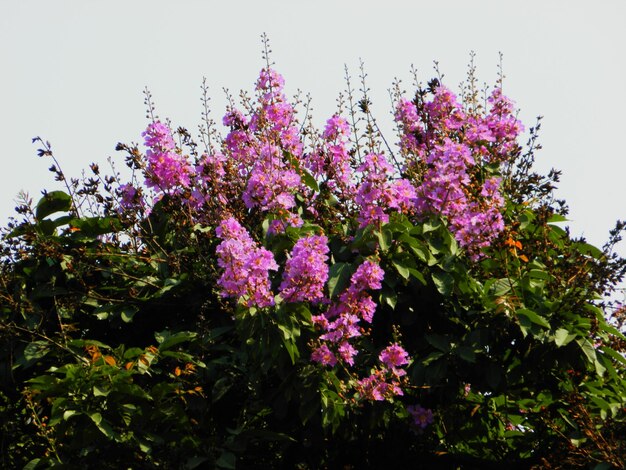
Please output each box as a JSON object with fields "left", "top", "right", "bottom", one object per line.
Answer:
{"left": 117, "top": 183, "right": 144, "bottom": 212}
{"left": 311, "top": 259, "right": 384, "bottom": 368}
{"left": 306, "top": 115, "right": 355, "bottom": 199}
{"left": 356, "top": 343, "right": 410, "bottom": 401}
{"left": 142, "top": 121, "right": 192, "bottom": 192}
{"left": 279, "top": 235, "right": 330, "bottom": 304}
{"left": 222, "top": 69, "right": 305, "bottom": 232}
{"left": 215, "top": 217, "right": 277, "bottom": 308}
{"left": 193, "top": 152, "right": 228, "bottom": 205}
{"left": 355, "top": 153, "right": 416, "bottom": 228}
{"left": 407, "top": 404, "right": 434, "bottom": 429}
{"left": 394, "top": 85, "right": 523, "bottom": 258}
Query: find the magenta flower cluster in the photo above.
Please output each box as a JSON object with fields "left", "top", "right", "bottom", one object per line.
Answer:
{"left": 215, "top": 217, "right": 278, "bottom": 308}
{"left": 142, "top": 121, "right": 192, "bottom": 192}
{"left": 279, "top": 235, "right": 330, "bottom": 304}
{"left": 311, "top": 259, "right": 408, "bottom": 390}
{"left": 127, "top": 67, "right": 527, "bottom": 414}
{"left": 394, "top": 85, "right": 523, "bottom": 259}
{"left": 407, "top": 404, "right": 434, "bottom": 429}
{"left": 229, "top": 68, "right": 305, "bottom": 233}
{"left": 306, "top": 115, "right": 355, "bottom": 199}
{"left": 355, "top": 153, "right": 416, "bottom": 228}
{"left": 356, "top": 343, "right": 411, "bottom": 401}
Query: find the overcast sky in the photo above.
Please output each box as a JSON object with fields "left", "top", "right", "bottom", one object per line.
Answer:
{"left": 1, "top": 1, "right": 625, "bottom": 256}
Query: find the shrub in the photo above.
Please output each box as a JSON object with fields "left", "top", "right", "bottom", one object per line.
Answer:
{"left": 2, "top": 41, "right": 626, "bottom": 468}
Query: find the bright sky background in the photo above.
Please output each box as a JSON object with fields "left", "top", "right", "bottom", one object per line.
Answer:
{"left": 1, "top": 1, "right": 625, "bottom": 257}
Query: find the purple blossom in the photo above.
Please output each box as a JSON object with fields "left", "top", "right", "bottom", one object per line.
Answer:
{"left": 356, "top": 153, "right": 415, "bottom": 228}
{"left": 311, "top": 259, "right": 385, "bottom": 376}
{"left": 407, "top": 404, "right": 434, "bottom": 429}
{"left": 142, "top": 121, "right": 193, "bottom": 192}
{"left": 379, "top": 343, "right": 410, "bottom": 369}
{"left": 311, "top": 344, "right": 337, "bottom": 367}
{"left": 215, "top": 217, "right": 277, "bottom": 308}
{"left": 279, "top": 235, "right": 330, "bottom": 303}
{"left": 117, "top": 183, "right": 143, "bottom": 212}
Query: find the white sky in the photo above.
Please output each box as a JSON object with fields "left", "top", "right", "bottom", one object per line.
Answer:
{"left": 1, "top": 0, "right": 625, "bottom": 256}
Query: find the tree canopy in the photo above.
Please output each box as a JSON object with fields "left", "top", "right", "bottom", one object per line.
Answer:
{"left": 2, "top": 46, "right": 626, "bottom": 469}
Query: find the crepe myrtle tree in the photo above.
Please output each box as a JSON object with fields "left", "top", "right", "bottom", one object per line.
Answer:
{"left": 2, "top": 41, "right": 626, "bottom": 469}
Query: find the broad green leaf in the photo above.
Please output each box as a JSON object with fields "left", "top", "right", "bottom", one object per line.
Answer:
{"left": 157, "top": 330, "right": 197, "bottom": 351}
{"left": 23, "top": 459, "right": 41, "bottom": 470}
{"left": 392, "top": 260, "right": 410, "bottom": 280}
{"left": 547, "top": 213, "right": 568, "bottom": 223}
{"left": 35, "top": 191, "right": 71, "bottom": 220}
{"left": 376, "top": 229, "right": 392, "bottom": 253}
{"left": 93, "top": 384, "right": 110, "bottom": 397}
{"left": 554, "top": 328, "right": 576, "bottom": 347}
{"left": 63, "top": 410, "right": 78, "bottom": 421}
{"left": 517, "top": 308, "right": 550, "bottom": 328}
{"left": 426, "top": 334, "right": 451, "bottom": 353}
{"left": 577, "top": 338, "right": 606, "bottom": 376}
{"left": 432, "top": 270, "right": 453, "bottom": 296}
{"left": 327, "top": 262, "right": 353, "bottom": 299}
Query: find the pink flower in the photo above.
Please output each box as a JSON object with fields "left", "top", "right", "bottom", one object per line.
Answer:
{"left": 279, "top": 235, "right": 330, "bottom": 303}
{"left": 215, "top": 217, "right": 277, "bottom": 308}
{"left": 379, "top": 343, "right": 410, "bottom": 369}
{"left": 142, "top": 121, "right": 193, "bottom": 192}
{"left": 311, "top": 344, "right": 337, "bottom": 367}
{"left": 407, "top": 404, "right": 434, "bottom": 429}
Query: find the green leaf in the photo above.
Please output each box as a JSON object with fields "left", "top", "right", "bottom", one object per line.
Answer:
{"left": 577, "top": 339, "right": 606, "bottom": 376}
{"left": 35, "top": 191, "right": 72, "bottom": 220}
{"left": 283, "top": 150, "right": 319, "bottom": 191}
{"left": 527, "top": 269, "right": 551, "bottom": 280}
{"left": 93, "top": 384, "right": 110, "bottom": 397}
{"left": 120, "top": 306, "right": 138, "bottom": 323}
{"left": 455, "top": 346, "right": 476, "bottom": 363}
{"left": 575, "top": 242, "right": 603, "bottom": 260}
{"left": 376, "top": 229, "right": 392, "bottom": 253}
{"left": 216, "top": 451, "right": 236, "bottom": 469}
{"left": 63, "top": 410, "right": 78, "bottom": 421}
{"left": 517, "top": 308, "right": 550, "bottom": 328}
{"left": 89, "top": 412, "right": 102, "bottom": 426}
{"left": 600, "top": 346, "right": 626, "bottom": 367}
{"left": 300, "top": 169, "right": 319, "bottom": 192}
{"left": 212, "top": 377, "right": 233, "bottom": 403}
{"left": 327, "top": 262, "right": 353, "bottom": 299}
{"left": 426, "top": 334, "right": 451, "bottom": 353}
{"left": 423, "top": 219, "right": 441, "bottom": 233}
{"left": 554, "top": 328, "right": 576, "bottom": 347}
{"left": 392, "top": 260, "right": 410, "bottom": 280}
{"left": 432, "top": 270, "right": 453, "bottom": 296}
{"left": 15, "top": 341, "right": 50, "bottom": 369}
{"left": 69, "top": 216, "right": 122, "bottom": 237}
{"left": 23, "top": 459, "right": 41, "bottom": 470}
{"left": 547, "top": 213, "right": 568, "bottom": 223}
{"left": 592, "top": 463, "right": 613, "bottom": 470}
{"left": 157, "top": 330, "right": 197, "bottom": 351}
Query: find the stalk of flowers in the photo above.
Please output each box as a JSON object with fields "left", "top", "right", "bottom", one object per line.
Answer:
{"left": 221, "top": 69, "right": 305, "bottom": 233}
{"left": 407, "top": 404, "right": 434, "bottom": 430}
{"left": 306, "top": 115, "right": 356, "bottom": 199}
{"left": 394, "top": 84, "right": 521, "bottom": 259}
{"left": 356, "top": 342, "right": 411, "bottom": 401}
{"left": 485, "top": 88, "right": 524, "bottom": 161}
{"left": 279, "top": 234, "right": 330, "bottom": 304}
{"left": 117, "top": 183, "right": 145, "bottom": 213}
{"left": 253, "top": 68, "right": 304, "bottom": 158}
{"left": 311, "top": 259, "right": 384, "bottom": 368}
{"left": 142, "top": 121, "right": 193, "bottom": 193}
{"left": 215, "top": 217, "right": 277, "bottom": 308}
{"left": 355, "top": 153, "right": 417, "bottom": 228}
{"left": 394, "top": 98, "right": 425, "bottom": 157}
